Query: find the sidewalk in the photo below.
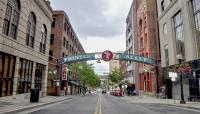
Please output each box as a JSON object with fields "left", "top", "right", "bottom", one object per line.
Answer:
{"left": 120, "top": 95, "right": 200, "bottom": 110}
{"left": 0, "top": 95, "right": 72, "bottom": 114}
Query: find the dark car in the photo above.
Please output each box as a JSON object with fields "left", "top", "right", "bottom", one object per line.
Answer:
{"left": 102, "top": 89, "right": 106, "bottom": 94}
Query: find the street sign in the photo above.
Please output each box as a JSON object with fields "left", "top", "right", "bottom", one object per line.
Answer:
{"left": 102, "top": 50, "right": 113, "bottom": 61}
{"left": 62, "top": 64, "right": 67, "bottom": 80}
{"left": 169, "top": 72, "right": 177, "bottom": 82}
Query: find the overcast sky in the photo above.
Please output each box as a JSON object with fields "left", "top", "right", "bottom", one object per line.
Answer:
{"left": 49, "top": 0, "right": 132, "bottom": 75}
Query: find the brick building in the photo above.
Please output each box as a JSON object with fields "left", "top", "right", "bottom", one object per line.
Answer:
{"left": 135, "top": 0, "right": 161, "bottom": 95}
{"left": 47, "top": 10, "right": 85, "bottom": 96}
{"left": 0, "top": 0, "right": 52, "bottom": 97}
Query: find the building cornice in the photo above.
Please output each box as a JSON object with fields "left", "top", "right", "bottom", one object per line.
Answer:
{"left": 158, "top": 0, "right": 178, "bottom": 21}
{"left": 33, "top": 0, "right": 53, "bottom": 21}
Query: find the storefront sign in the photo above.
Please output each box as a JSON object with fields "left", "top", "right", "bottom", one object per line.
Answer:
{"left": 169, "top": 72, "right": 177, "bottom": 82}
{"left": 62, "top": 64, "right": 67, "bottom": 80}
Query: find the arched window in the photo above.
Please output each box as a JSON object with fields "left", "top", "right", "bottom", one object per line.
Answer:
{"left": 40, "top": 24, "right": 47, "bottom": 53}
{"left": 26, "top": 13, "right": 36, "bottom": 48}
{"left": 2, "top": 0, "right": 20, "bottom": 39}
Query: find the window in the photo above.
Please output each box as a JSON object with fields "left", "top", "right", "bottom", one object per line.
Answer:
{"left": 161, "top": 0, "right": 165, "bottom": 11}
{"left": 66, "top": 41, "right": 69, "bottom": 50}
{"left": 49, "top": 50, "right": 53, "bottom": 61}
{"left": 63, "top": 37, "right": 66, "bottom": 47}
{"left": 64, "top": 21, "right": 67, "bottom": 31}
{"left": 50, "top": 34, "right": 54, "bottom": 44}
{"left": 173, "top": 12, "right": 185, "bottom": 56}
{"left": 18, "top": 58, "right": 33, "bottom": 94}
{"left": 0, "top": 52, "right": 15, "bottom": 97}
{"left": 140, "top": 38, "right": 144, "bottom": 49}
{"left": 26, "top": 13, "right": 36, "bottom": 48}
{"left": 35, "top": 64, "right": 45, "bottom": 90}
{"left": 164, "top": 45, "right": 169, "bottom": 66}
{"left": 163, "top": 23, "right": 167, "bottom": 34}
{"left": 40, "top": 25, "right": 47, "bottom": 54}
{"left": 52, "top": 18, "right": 55, "bottom": 27}
{"left": 192, "top": 0, "right": 200, "bottom": 31}
{"left": 2, "top": 0, "right": 20, "bottom": 39}
{"left": 63, "top": 53, "right": 65, "bottom": 57}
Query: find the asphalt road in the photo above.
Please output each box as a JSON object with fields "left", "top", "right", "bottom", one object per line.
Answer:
{"left": 24, "top": 93, "right": 200, "bottom": 114}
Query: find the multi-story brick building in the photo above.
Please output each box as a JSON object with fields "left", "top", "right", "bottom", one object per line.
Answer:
{"left": 47, "top": 10, "right": 85, "bottom": 96}
{"left": 0, "top": 0, "right": 52, "bottom": 97}
{"left": 136, "top": 0, "right": 161, "bottom": 95}
{"left": 157, "top": 0, "right": 200, "bottom": 100}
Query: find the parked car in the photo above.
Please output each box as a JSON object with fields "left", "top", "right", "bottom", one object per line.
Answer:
{"left": 114, "top": 90, "right": 123, "bottom": 96}
{"left": 110, "top": 91, "right": 115, "bottom": 95}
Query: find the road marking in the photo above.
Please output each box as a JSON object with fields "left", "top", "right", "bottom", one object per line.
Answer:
{"left": 94, "top": 95, "right": 102, "bottom": 114}
{"left": 99, "top": 96, "right": 102, "bottom": 114}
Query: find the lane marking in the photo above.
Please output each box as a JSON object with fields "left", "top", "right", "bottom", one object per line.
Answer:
{"left": 99, "top": 96, "right": 102, "bottom": 114}
{"left": 93, "top": 95, "right": 102, "bottom": 114}
{"left": 94, "top": 96, "right": 100, "bottom": 114}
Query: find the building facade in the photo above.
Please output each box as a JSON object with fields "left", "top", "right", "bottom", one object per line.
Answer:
{"left": 47, "top": 10, "right": 85, "bottom": 96}
{"left": 136, "top": 0, "right": 161, "bottom": 95}
{"left": 119, "top": 58, "right": 127, "bottom": 80}
{"left": 0, "top": 0, "right": 52, "bottom": 97}
{"left": 157, "top": 0, "right": 200, "bottom": 100}
{"left": 126, "top": 5, "right": 135, "bottom": 84}
{"left": 109, "top": 60, "right": 120, "bottom": 73}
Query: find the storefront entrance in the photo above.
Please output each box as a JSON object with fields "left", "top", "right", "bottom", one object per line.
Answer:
{"left": 0, "top": 52, "right": 16, "bottom": 97}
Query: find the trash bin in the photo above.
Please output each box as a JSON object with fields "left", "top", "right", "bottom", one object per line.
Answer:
{"left": 30, "top": 89, "right": 40, "bottom": 103}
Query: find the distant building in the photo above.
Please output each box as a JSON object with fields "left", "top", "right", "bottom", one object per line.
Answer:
{"left": 157, "top": 0, "right": 200, "bottom": 100}
{"left": 126, "top": 4, "right": 135, "bottom": 84}
{"left": 109, "top": 60, "right": 120, "bottom": 72}
{"left": 119, "top": 58, "right": 127, "bottom": 80}
{"left": 0, "top": 0, "right": 52, "bottom": 97}
{"left": 47, "top": 10, "right": 85, "bottom": 96}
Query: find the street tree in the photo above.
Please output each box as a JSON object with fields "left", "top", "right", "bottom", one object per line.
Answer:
{"left": 73, "top": 64, "right": 100, "bottom": 88}
{"left": 108, "top": 68, "right": 124, "bottom": 83}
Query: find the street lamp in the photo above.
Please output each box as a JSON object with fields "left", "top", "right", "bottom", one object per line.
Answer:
{"left": 176, "top": 54, "right": 186, "bottom": 104}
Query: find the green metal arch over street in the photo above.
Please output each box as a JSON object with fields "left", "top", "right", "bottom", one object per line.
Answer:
{"left": 60, "top": 52, "right": 156, "bottom": 66}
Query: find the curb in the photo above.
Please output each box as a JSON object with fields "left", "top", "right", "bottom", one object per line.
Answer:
{"left": 1, "top": 98, "right": 72, "bottom": 114}
{"left": 163, "top": 103, "right": 200, "bottom": 111}
{"left": 119, "top": 97, "right": 200, "bottom": 111}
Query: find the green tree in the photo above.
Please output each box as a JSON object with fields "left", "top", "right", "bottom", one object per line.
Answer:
{"left": 73, "top": 64, "right": 100, "bottom": 88}
{"left": 108, "top": 68, "right": 123, "bottom": 83}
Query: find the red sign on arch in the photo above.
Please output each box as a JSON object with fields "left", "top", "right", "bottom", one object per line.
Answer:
{"left": 102, "top": 50, "right": 113, "bottom": 61}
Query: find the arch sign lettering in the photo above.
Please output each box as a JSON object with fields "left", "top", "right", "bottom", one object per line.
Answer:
{"left": 60, "top": 50, "right": 156, "bottom": 66}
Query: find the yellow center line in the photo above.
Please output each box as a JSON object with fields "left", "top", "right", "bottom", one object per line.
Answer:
{"left": 93, "top": 95, "right": 102, "bottom": 114}
{"left": 99, "top": 96, "right": 102, "bottom": 114}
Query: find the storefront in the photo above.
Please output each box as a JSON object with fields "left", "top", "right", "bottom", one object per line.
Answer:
{"left": 35, "top": 63, "right": 45, "bottom": 90}
{"left": 0, "top": 52, "right": 16, "bottom": 97}
{"left": 164, "top": 59, "right": 200, "bottom": 101}
{"left": 17, "top": 58, "right": 33, "bottom": 94}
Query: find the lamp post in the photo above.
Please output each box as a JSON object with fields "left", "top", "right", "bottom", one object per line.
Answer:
{"left": 176, "top": 54, "right": 186, "bottom": 104}
{"left": 53, "top": 65, "right": 59, "bottom": 96}
{"left": 155, "top": 60, "right": 159, "bottom": 99}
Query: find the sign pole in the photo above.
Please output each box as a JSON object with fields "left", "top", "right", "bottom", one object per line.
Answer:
{"left": 173, "top": 82, "right": 175, "bottom": 104}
